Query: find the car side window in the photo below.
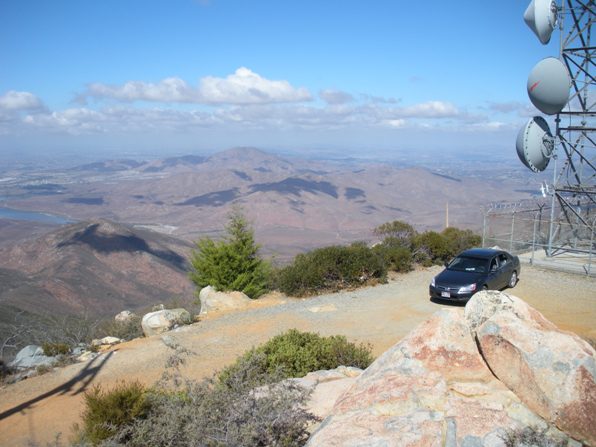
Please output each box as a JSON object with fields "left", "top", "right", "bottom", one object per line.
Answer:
{"left": 498, "top": 254, "right": 508, "bottom": 267}
{"left": 490, "top": 258, "right": 498, "bottom": 272}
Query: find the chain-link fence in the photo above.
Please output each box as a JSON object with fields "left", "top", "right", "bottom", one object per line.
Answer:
{"left": 482, "top": 205, "right": 595, "bottom": 276}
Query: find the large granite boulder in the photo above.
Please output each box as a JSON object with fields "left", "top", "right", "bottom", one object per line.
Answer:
{"left": 9, "top": 345, "right": 56, "bottom": 370}
{"left": 198, "top": 286, "right": 251, "bottom": 316}
{"left": 466, "top": 291, "right": 596, "bottom": 446}
{"left": 308, "top": 309, "right": 575, "bottom": 446}
{"left": 141, "top": 308, "right": 191, "bottom": 337}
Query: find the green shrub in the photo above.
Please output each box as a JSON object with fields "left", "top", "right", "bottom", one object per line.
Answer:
{"left": 372, "top": 220, "right": 480, "bottom": 270}
{"left": 106, "top": 353, "right": 318, "bottom": 447}
{"left": 189, "top": 210, "right": 270, "bottom": 299}
{"left": 441, "top": 227, "right": 481, "bottom": 259}
{"left": 42, "top": 342, "right": 71, "bottom": 357}
{"left": 373, "top": 238, "right": 414, "bottom": 272}
{"left": 373, "top": 220, "right": 416, "bottom": 247}
{"left": 413, "top": 231, "right": 451, "bottom": 266}
{"left": 276, "top": 242, "right": 387, "bottom": 296}
{"left": 78, "top": 381, "right": 150, "bottom": 445}
{"left": 219, "top": 329, "right": 374, "bottom": 386}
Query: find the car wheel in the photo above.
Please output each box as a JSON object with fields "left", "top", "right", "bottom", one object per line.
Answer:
{"left": 482, "top": 285, "right": 488, "bottom": 291}
{"left": 508, "top": 271, "right": 518, "bottom": 288}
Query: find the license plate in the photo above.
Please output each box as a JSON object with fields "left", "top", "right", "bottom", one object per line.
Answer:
{"left": 441, "top": 291, "right": 451, "bottom": 298}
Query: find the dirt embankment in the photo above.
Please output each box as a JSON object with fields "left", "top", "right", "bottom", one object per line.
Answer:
{"left": 0, "top": 265, "right": 594, "bottom": 447}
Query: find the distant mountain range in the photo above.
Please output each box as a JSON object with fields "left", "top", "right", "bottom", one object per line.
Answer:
{"left": 1, "top": 147, "right": 536, "bottom": 262}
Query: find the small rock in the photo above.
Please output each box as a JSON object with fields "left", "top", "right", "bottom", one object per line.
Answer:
{"left": 141, "top": 308, "right": 191, "bottom": 337}
{"left": 91, "top": 336, "right": 123, "bottom": 347}
{"left": 77, "top": 351, "right": 99, "bottom": 363}
{"left": 308, "top": 304, "right": 337, "bottom": 313}
{"left": 114, "top": 310, "right": 136, "bottom": 322}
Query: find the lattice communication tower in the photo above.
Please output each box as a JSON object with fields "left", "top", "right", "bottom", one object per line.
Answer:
{"left": 517, "top": 0, "right": 595, "bottom": 256}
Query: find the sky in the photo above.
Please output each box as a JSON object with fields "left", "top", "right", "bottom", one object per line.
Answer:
{"left": 0, "top": 0, "right": 561, "bottom": 160}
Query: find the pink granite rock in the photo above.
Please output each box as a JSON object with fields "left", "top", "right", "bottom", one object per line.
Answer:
{"left": 308, "top": 309, "right": 569, "bottom": 447}
{"left": 467, "top": 291, "right": 596, "bottom": 446}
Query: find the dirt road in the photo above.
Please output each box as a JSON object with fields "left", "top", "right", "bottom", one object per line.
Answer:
{"left": 0, "top": 265, "right": 594, "bottom": 446}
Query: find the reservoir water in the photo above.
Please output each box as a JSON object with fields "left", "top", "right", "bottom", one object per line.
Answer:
{"left": 0, "top": 207, "right": 73, "bottom": 224}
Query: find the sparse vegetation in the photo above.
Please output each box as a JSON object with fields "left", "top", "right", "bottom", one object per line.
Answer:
{"left": 500, "top": 425, "right": 569, "bottom": 447}
{"left": 219, "top": 329, "right": 373, "bottom": 385}
{"left": 72, "top": 329, "right": 371, "bottom": 446}
{"left": 104, "top": 356, "right": 317, "bottom": 447}
{"left": 189, "top": 210, "right": 270, "bottom": 299}
{"left": 0, "top": 359, "right": 12, "bottom": 383}
{"left": 275, "top": 242, "right": 387, "bottom": 296}
{"left": 95, "top": 315, "right": 144, "bottom": 342}
{"left": 42, "top": 342, "right": 71, "bottom": 357}
{"left": 83, "top": 331, "right": 326, "bottom": 447}
{"left": 35, "top": 364, "right": 53, "bottom": 376}
{"left": 76, "top": 381, "right": 150, "bottom": 445}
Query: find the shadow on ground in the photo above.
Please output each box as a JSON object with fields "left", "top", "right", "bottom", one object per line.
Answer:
{"left": 0, "top": 352, "right": 113, "bottom": 421}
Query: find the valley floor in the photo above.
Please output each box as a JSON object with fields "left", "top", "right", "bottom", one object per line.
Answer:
{"left": 0, "top": 265, "right": 594, "bottom": 447}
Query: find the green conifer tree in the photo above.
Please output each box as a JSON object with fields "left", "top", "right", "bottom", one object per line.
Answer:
{"left": 189, "top": 211, "right": 269, "bottom": 298}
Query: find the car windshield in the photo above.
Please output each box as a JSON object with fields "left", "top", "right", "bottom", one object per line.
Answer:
{"left": 447, "top": 256, "right": 488, "bottom": 273}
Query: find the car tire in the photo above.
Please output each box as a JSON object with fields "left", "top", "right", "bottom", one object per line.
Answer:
{"left": 482, "top": 285, "right": 488, "bottom": 291}
{"left": 508, "top": 271, "right": 518, "bottom": 288}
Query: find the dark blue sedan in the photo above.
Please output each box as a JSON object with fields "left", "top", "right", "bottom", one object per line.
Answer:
{"left": 429, "top": 248, "right": 521, "bottom": 302}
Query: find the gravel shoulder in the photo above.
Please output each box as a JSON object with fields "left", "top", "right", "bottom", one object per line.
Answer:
{"left": 0, "top": 265, "right": 594, "bottom": 446}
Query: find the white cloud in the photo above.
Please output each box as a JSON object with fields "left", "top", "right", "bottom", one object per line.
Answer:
{"left": 466, "top": 121, "right": 510, "bottom": 131}
{"left": 486, "top": 100, "right": 538, "bottom": 117}
{"left": 396, "top": 101, "right": 459, "bottom": 118}
{"left": 0, "top": 90, "right": 44, "bottom": 110}
{"left": 319, "top": 89, "right": 354, "bottom": 105}
{"left": 81, "top": 67, "right": 312, "bottom": 105}
{"left": 199, "top": 67, "right": 311, "bottom": 104}
{"left": 22, "top": 106, "right": 222, "bottom": 135}
{"left": 6, "top": 89, "right": 508, "bottom": 139}
{"left": 383, "top": 119, "right": 406, "bottom": 128}
{"left": 85, "top": 78, "right": 197, "bottom": 103}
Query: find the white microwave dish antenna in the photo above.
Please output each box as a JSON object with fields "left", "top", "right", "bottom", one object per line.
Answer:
{"left": 524, "top": 0, "right": 558, "bottom": 44}
{"left": 527, "top": 57, "right": 571, "bottom": 115}
{"left": 516, "top": 116, "right": 554, "bottom": 172}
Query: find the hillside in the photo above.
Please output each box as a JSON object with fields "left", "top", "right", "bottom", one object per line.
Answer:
{"left": 0, "top": 219, "right": 195, "bottom": 319}
{"left": 0, "top": 147, "right": 536, "bottom": 262}
{"left": 0, "top": 265, "right": 594, "bottom": 447}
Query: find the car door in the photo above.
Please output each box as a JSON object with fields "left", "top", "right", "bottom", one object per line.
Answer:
{"left": 497, "top": 253, "right": 513, "bottom": 288}
{"left": 486, "top": 256, "right": 501, "bottom": 289}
